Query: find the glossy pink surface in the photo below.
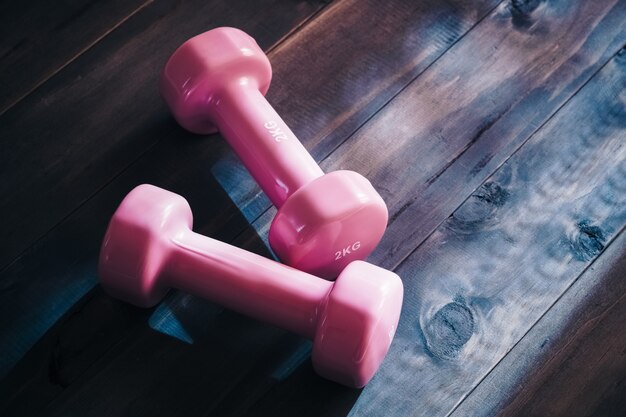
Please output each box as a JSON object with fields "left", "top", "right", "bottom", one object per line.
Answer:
{"left": 314, "top": 261, "right": 403, "bottom": 387}
{"left": 269, "top": 170, "right": 388, "bottom": 279}
{"left": 160, "top": 28, "right": 389, "bottom": 279}
{"left": 99, "top": 185, "right": 403, "bottom": 387}
{"left": 160, "top": 27, "right": 323, "bottom": 207}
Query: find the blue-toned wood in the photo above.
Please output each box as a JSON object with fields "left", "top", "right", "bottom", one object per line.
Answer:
{"left": 350, "top": 45, "right": 626, "bottom": 416}
{"left": 0, "top": 0, "right": 625, "bottom": 416}
{"left": 0, "top": 0, "right": 329, "bottom": 271}
{"left": 0, "top": 0, "right": 328, "bottom": 380}
{"left": 451, "top": 230, "right": 626, "bottom": 417}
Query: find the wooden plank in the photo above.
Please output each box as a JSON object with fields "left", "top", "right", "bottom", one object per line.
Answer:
{"left": 217, "top": 353, "right": 362, "bottom": 417}
{"left": 245, "top": 230, "right": 626, "bottom": 415}
{"left": 0, "top": 140, "right": 283, "bottom": 402}
{"left": 0, "top": 0, "right": 328, "bottom": 271}
{"left": 348, "top": 46, "right": 626, "bottom": 416}
{"left": 0, "top": 220, "right": 297, "bottom": 416}
{"left": 0, "top": 0, "right": 499, "bottom": 271}
{"left": 0, "top": 0, "right": 328, "bottom": 377}
{"left": 0, "top": 287, "right": 152, "bottom": 416}
{"left": 266, "top": 0, "right": 499, "bottom": 159}
{"left": 0, "top": 0, "right": 501, "bottom": 412}
{"left": 0, "top": 0, "right": 150, "bottom": 115}
{"left": 0, "top": 0, "right": 497, "bottom": 384}
{"left": 210, "top": 0, "right": 501, "bottom": 234}
{"left": 1, "top": 2, "right": 624, "bottom": 416}
{"left": 243, "top": 0, "right": 626, "bottom": 273}
{"left": 449, "top": 230, "right": 626, "bottom": 417}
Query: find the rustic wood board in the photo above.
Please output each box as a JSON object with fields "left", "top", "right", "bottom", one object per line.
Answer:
{"left": 0, "top": 0, "right": 328, "bottom": 377}
{"left": 243, "top": 0, "right": 626, "bottom": 273}
{"left": 266, "top": 0, "right": 499, "bottom": 159}
{"left": 245, "top": 232, "right": 626, "bottom": 417}
{"left": 0, "top": 0, "right": 500, "bottom": 273}
{"left": 211, "top": 0, "right": 500, "bottom": 233}
{"left": 349, "top": 46, "right": 626, "bottom": 416}
{"left": 450, "top": 230, "right": 626, "bottom": 417}
{"left": 0, "top": 0, "right": 498, "bottom": 382}
{"left": 0, "top": 0, "right": 150, "bottom": 115}
{"left": 0, "top": 151, "right": 272, "bottom": 415}
{"left": 0, "top": 0, "right": 328, "bottom": 270}
{"left": 0, "top": 0, "right": 624, "bottom": 416}
{"left": 0, "top": 0, "right": 504, "bottom": 413}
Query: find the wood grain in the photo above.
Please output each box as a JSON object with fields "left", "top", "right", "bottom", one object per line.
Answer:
{"left": 0, "top": 0, "right": 497, "bottom": 383}
{"left": 0, "top": 287, "right": 152, "bottom": 416}
{"left": 1, "top": 1, "right": 624, "bottom": 416}
{"left": 0, "top": 0, "right": 498, "bottom": 271}
{"left": 0, "top": 0, "right": 327, "bottom": 271}
{"left": 0, "top": 0, "right": 150, "bottom": 115}
{"left": 242, "top": 0, "right": 626, "bottom": 273}
{"left": 0, "top": 152, "right": 264, "bottom": 413}
{"left": 211, "top": 0, "right": 500, "bottom": 235}
{"left": 349, "top": 46, "right": 626, "bottom": 417}
{"left": 449, "top": 230, "right": 626, "bottom": 417}
{"left": 0, "top": 1, "right": 501, "bottom": 413}
{"left": 267, "top": 0, "right": 499, "bottom": 159}
{"left": 0, "top": 0, "right": 328, "bottom": 377}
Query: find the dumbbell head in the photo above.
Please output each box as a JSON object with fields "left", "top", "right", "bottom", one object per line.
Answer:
{"left": 313, "top": 261, "right": 403, "bottom": 387}
{"left": 269, "top": 170, "right": 388, "bottom": 279}
{"left": 160, "top": 28, "right": 389, "bottom": 279}
{"left": 161, "top": 27, "right": 272, "bottom": 134}
{"left": 99, "top": 185, "right": 403, "bottom": 387}
{"left": 98, "top": 185, "right": 192, "bottom": 307}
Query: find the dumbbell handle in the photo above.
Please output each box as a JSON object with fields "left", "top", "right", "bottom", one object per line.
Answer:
{"left": 165, "top": 229, "right": 332, "bottom": 339}
{"left": 210, "top": 82, "right": 324, "bottom": 207}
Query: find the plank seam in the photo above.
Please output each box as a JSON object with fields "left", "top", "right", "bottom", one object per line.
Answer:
{"left": 0, "top": 0, "right": 155, "bottom": 117}
{"left": 444, "top": 225, "right": 626, "bottom": 417}
{"left": 265, "top": 0, "right": 336, "bottom": 56}
{"left": 0, "top": 136, "right": 158, "bottom": 275}
{"left": 0, "top": 0, "right": 334, "bottom": 275}
{"left": 0, "top": 0, "right": 502, "bottom": 269}
{"left": 390, "top": 44, "right": 625, "bottom": 274}
{"left": 315, "top": 0, "right": 507, "bottom": 166}
{"left": 228, "top": 0, "right": 508, "bottom": 241}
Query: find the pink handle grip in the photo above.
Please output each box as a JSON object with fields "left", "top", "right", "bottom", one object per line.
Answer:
{"left": 167, "top": 229, "right": 331, "bottom": 339}
{"left": 211, "top": 83, "right": 324, "bottom": 207}
{"left": 98, "top": 184, "right": 403, "bottom": 387}
{"left": 160, "top": 28, "right": 390, "bottom": 279}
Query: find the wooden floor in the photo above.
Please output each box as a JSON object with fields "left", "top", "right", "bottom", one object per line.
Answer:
{"left": 1, "top": 1, "right": 625, "bottom": 416}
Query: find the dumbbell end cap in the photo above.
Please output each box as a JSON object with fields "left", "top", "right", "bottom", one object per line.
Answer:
{"left": 312, "top": 261, "right": 403, "bottom": 387}
{"left": 98, "top": 184, "right": 193, "bottom": 307}
{"left": 269, "top": 171, "right": 388, "bottom": 280}
{"left": 160, "top": 27, "right": 272, "bottom": 135}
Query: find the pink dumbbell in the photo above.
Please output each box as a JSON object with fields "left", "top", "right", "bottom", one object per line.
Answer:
{"left": 99, "top": 184, "right": 403, "bottom": 387}
{"left": 160, "top": 27, "right": 388, "bottom": 279}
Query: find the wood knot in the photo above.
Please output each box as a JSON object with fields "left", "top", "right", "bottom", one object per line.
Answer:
{"left": 507, "top": 0, "right": 546, "bottom": 28}
{"left": 474, "top": 182, "right": 509, "bottom": 207}
{"left": 422, "top": 301, "right": 475, "bottom": 360}
{"left": 446, "top": 182, "right": 509, "bottom": 233}
{"left": 569, "top": 220, "right": 605, "bottom": 261}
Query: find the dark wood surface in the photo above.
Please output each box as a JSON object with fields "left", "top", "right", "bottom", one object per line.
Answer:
{"left": 0, "top": 0, "right": 151, "bottom": 115}
{"left": 1, "top": 1, "right": 624, "bottom": 416}
{"left": 451, "top": 229, "right": 626, "bottom": 417}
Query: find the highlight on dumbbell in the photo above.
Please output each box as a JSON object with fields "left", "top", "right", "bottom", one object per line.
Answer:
{"left": 160, "top": 27, "right": 389, "bottom": 279}
{"left": 98, "top": 185, "right": 404, "bottom": 387}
